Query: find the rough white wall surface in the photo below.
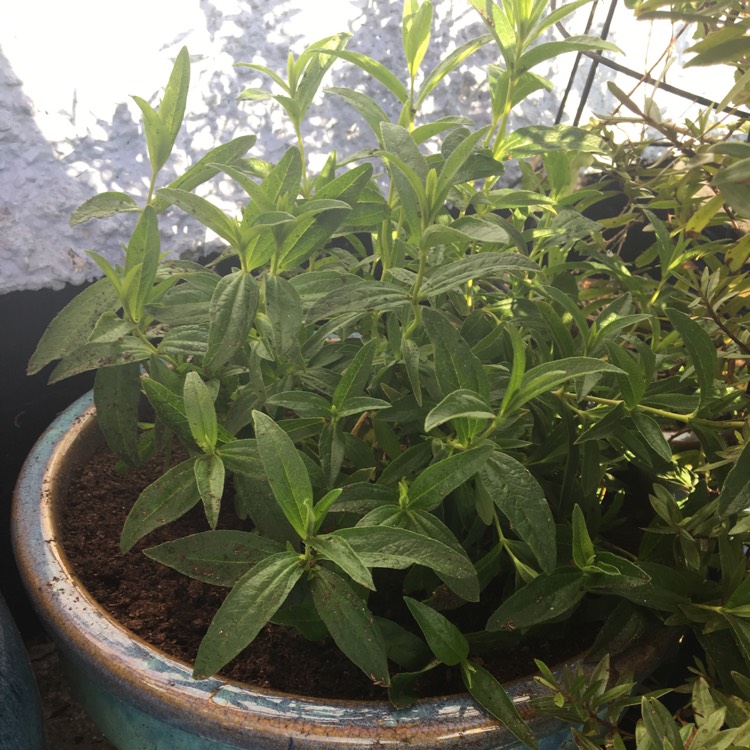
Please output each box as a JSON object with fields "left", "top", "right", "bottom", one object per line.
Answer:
{"left": 0, "top": 0, "right": 728, "bottom": 293}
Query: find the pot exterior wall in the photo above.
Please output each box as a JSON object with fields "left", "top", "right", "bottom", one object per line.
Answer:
{"left": 12, "top": 393, "right": 660, "bottom": 750}
{"left": 0, "top": 591, "right": 45, "bottom": 750}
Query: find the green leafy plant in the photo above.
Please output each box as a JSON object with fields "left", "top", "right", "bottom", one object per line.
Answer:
{"left": 29, "top": 0, "right": 750, "bottom": 746}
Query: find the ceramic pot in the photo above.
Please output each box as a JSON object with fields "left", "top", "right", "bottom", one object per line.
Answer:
{"left": 0, "top": 591, "right": 46, "bottom": 750}
{"left": 13, "top": 392, "right": 668, "bottom": 750}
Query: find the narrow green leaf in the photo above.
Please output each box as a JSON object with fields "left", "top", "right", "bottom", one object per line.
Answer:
{"left": 311, "top": 567, "right": 390, "bottom": 686}
{"left": 48, "top": 339, "right": 152, "bottom": 383}
{"left": 120, "top": 459, "right": 201, "bottom": 552}
{"left": 337, "top": 396, "right": 391, "bottom": 418}
{"left": 155, "top": 188, "right": 241, "bottom": 246}
{"left": 253, "top": 410, "right": 311, "bottom": 538}
{"left": 145, "top": 530, "right": 283, "bottom": 587}
{"left": 132, "top": 95, "right": 167, "bottom": 175}
{"left": 314, "top": 50, "right": 407, "bottom": 103}
{"left": 70, "top": 192, "right": 140, "bottom": 226}
{"left": 632, "top": 413, "right": 673, "bottom": 464}
{"left": 327, "top": 87, "right": 391, "bottom": 142}
{"left": 193, "top": 551, "right": 303, "bottom": 678}
{"left": 403, "top": 0, "right": 433, "bottom": 80}
{"left": 407, "top": 443, "right": 494, "bottom": 511}
{"left": 151, "top": 135, "right": 257, "bottom": 213}
{"left": 463, "top": 662, "right": 538, "bottom": 749}
{"left": 216, "top": 439, "right": 263, "bottom": 477}
{"left": 312, "top": 534, "right": 374, "bottom": 590}
{"left": 404, "top": 597, "right": 468, "bottom": 666}
{"left": 306, "top": 280, "right": 408, "bottom": 322}
{"left": 666, "top": 308, "right": 717, "bottom": 406}
{"left": 194, "top": 453, "right": 225, "bottom": 528}
{"left": 420, "top": 251, "right": 535, "bottom": 297}
{"left": 183, "top": 371, "right": 218, "bottom": 451}
{"left": 487, "top": 568, "right": 585, "bottom": 630}
{"left": 158, "top": 46, "right": 190, "bottom": 168}
{"left": 572, "top": 505, "right": 596, "bottom": 569}
{"left": 505, "top": 357, "right": 624, "bottom": 414}
{"left": 332, "top": 339, "right": 377, "bottom": 409}
{"left": 401, "top": 338, "right": 423, "bottom": 407}
{"left": 266, "top": 391, "right": 331, "bottom": 418}
{"left": 335, "top": 525, "right": 477, "bottom": 585}
{"left": 424, "top": 389, "right": 494, "bottom": 432}
{"left": 205, "top": 271, "right": 259, "bottom": 370}
{"left": 93, "top": 363, "right": 141, "bottom": 467}
{"left": 479, "top": 452, "right": 556, "bottom": 574}
{"left": 28, "top": 279, "right": 120, "bottom": 374}
{"left": 718, "top": 441, "right": 750, "bottom": 518}
{"left": 517, "top": 36, "right": 620, "bottom": 74}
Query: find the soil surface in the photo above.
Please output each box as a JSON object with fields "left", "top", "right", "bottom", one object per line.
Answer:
{"left": 59, "top": 444, "right": 593, "bottom": 703}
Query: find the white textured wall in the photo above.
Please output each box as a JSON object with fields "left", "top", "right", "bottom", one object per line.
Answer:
{"left": 0, "top": 0, "right": 728, "bottom": 293}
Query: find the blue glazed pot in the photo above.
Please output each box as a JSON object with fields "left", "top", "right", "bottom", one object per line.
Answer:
{"left": 0, "top": 591, "right": 45, "bottom": 749}
{"left": 12, "top": 393, "right": 667, "bottom": 750}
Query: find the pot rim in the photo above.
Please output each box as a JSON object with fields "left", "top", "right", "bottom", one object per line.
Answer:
{"left": 12, "top": 391, "right": 671, "bottom": 748}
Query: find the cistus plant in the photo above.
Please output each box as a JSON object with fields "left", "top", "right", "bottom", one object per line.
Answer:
{"left": 28, "top": 0, "right": 750, "bottom": 746}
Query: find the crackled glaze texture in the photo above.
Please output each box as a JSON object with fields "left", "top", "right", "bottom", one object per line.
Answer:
{"left": 13, "top": 394, "right": 666, "bottom": 749}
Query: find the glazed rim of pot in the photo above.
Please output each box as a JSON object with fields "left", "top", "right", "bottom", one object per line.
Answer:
{"left": 12, "top": 392, "right": 675, "bottom": 749}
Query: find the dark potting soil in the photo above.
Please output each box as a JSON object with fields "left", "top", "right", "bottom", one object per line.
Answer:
{"left": 60, "top": 445, "right": 593, "bottom": 701}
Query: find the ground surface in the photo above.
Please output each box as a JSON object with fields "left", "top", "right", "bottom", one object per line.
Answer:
{"left": 27, "top": 635, "right": 115, "bottom": 750}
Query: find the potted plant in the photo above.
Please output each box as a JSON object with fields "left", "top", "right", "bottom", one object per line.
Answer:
{"left": 13, "top": 0, "right": 750, "bottom": 748}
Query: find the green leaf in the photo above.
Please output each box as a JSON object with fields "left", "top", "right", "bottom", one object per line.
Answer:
{"left": 312, "top": 534, "right": 374, "bottom": 590}
{"left": 719, "top": 441, "right": 750, "bottom": 519}
{"left": 500, "top": 124, "right": 604, "bottom": 159}
{"left": 401, "top": 338, "right": 423, "bottom": 407}
{"left": 572, "top": 505, "right": 596, "bottom": 569}
{"left": 216, "top": 439, "right": 263, "bottom": 477}
{"left": 70, "top": 192, "right": 140, "bottom": 226}
{"left": 479, "top": 451, "right": 556, "bottom": 574}
{"left": 123, "top": 205, "right": 161, "bottom": 322}
{"left": 194, "top": 453, "right": 225, "bottom": 529}
{"left": 28, "top": 279, "right": 120, "bottom": 374}
{"left": 403, "top": 0, "right": 433, "bottom": 80}
{"left": 424, "top": 389, "right": 494, "bottom": 433}
{"left": 518, "top": 36, "right": 620, "bottom": 73}
{"left": 487, "top": 568, "right": 585, "bottom": 630}
{"left": 194, "top": 551, "right": 304, "bottom": 678}
{"left": 157, "top": 46, "right": 190, "bottom": 171}
{"left": 151, "top": 135, "right": 257, "bottom": 213}
{"left": 205, "top": 271, "right": 259, "bottom": 370}
{"left": 336, "top": 525, "right": 477, "bottom": 586}
{"left": 183, "top": 372, "right": 218, "bottom": 451}
{"left": 93, "top": 363, "right": 142, "bottom": 467}
{"left": 132, "top": 95, "right": 167, "bottom": 175}
{"left": 327, "top": 87, "right": 391, "bottom": 142}
{"left": 145, "top": 530, "right": 283, "bottom": 587}
{"left": 605, "top": 342, "right": 646, "bottom": 409}
{"left": 420, "top": 251, "right": 536, "bottom": 297}
{"left": 462, "top": 662, "right": 538, "bottom": 749}
{"left": 332, "top": 339, "right": 377, "bottom": 409}
{"left": 314, "top": 50, "right": 407, "bottom": 104}
{"left": 504, "top": 357, "right": 624, "bottom": 414}
{"left": 666, "top": 308, "right": 717, "bottom": 406}
{"left": 155, "top": 188, "right": 241, "bottom": 246}
{"left": 48, "top": 339, "right": 152, "bottom": 383}
{"left": 266, "top": 391, "right": 331, "bottom": 418}
{"left": 253, "top": 410, "right": 312, "bottom": 538}
{"left": 337, "top": 396, "right": 391, "bottom": 418}
{"left": 311, "top": 567, "right": 390, "bottom": 686}
{"left": 407, "top": 443, "right": 494, "bottom": 511}
{"left": 307, "top": 280, "right": 409, "bottom": 322}
{"left": 632, "top": 413, "right": 673, "bottom": 464}
{"left": 641, "top": 696, "right": 683, "bottom": 750}
{"left": 120, "top": 459, "right": 202, "bottom": 552}
{"left": 404, "top": 597, "right": 468, "bottom": 666}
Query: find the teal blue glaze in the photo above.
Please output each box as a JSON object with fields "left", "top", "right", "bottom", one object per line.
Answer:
{"left": 13, "top": 393, "right": 666, "bottom": 750}
{"left": 0, "top": 591, "right": 46, "bottom": 749}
